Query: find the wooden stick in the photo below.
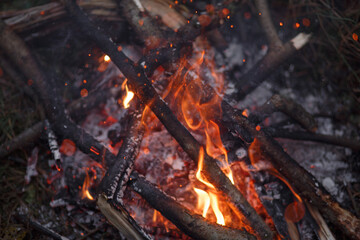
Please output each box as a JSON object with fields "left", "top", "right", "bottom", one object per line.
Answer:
{"left": 249, "top": 94, "right": 318, "bottom": 132}
{"left": 234, "top": 0, "right": 311, "bottom": 100}
{"left": 61, "top": 1, "right": 272, "bottom": 238}
{"left": 265, "top": 127, "right": 360, "bottom": 151}
{"left": 0, "top": 121, "right": 43, "bottom": 158}
{"left": 128, "top": 172, "right": 256, "bottom": 240}
{"left": 0, "top": 18, "right": 256, "bottom": 239}
{"left": 16, "top": 214, "right": 70, "bottom": 240}
{"left": 222, "top": 103, "right": 360, "bottom": 240}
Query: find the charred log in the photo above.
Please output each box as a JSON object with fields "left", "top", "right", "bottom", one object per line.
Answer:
{"left": 0, "top": 18, "right": 256, "bottom": 240}
{"left": 222, "top": 103, "right": 360, "bottom": 240}
{"left": 62, "top": 1, "right": 272, "bottom": 238}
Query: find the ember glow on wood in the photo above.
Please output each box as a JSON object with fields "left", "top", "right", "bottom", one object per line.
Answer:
{"left": 1, "top": 0, "right": 360, "bottom": 239}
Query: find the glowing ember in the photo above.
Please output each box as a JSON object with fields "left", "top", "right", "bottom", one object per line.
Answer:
{"left": 59, "top": 139, "right": 76, "bottom": 156}
{"left": 104, "top": 55, "right": 111, "bottom": 62}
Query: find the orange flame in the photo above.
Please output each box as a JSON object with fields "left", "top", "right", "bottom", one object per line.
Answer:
{"left": 248, "top": 138, "right": 305, "bottom": 222}
{"left": 81, "top": 170, "right": 94, "bottom": 200}
{"left": 123, "top": 84, "right": 134, "bottom": 109}
{"left": 194, "top": 147, "right": 225, "bottom": 225}
{"left": 193, "top": 188, "right": 210, "bottom": 217}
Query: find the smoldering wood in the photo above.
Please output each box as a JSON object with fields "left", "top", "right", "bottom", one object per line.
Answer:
{"left": 0, "top": 18, "right": 258, "bottom": 239}
{"left": 0, "top": 18, "right": 152, "bottom": 239}
{"left": 128, "top": 172, "right": 257, "bottom": 240}
{"left": 62, "top": 1, "right": 273, "bottom": 239}
{"left": 99, "top": 106, "right": 144, "bottom": 202}
{"left": 221, "top": 102, "right": 360, "bottom": 240}
{"left": 234, "top": 34, "right": 311, "bottom": 101}
{"left": 248, "top": 94, "right": 318, "bottom": 132}
{"left": 175, "top": 56, "right": 359, "bottom": 239}
{"left": 0, "top": 82, "right": 114, "bottom": 158}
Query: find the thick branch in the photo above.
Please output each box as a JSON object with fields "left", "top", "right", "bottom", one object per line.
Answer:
{"left": 249, "top": 94, "right": 318, "bottom": 132}
{"left": 128, "top": 172, "right": 256, "bottom": 240}
{"left": 222, "top": 103, "right": 360, "bottom": 240}
{"left": 62, "top": 1, "right": 272, "bottom": 238}
{"left": 0, "top": 18, "right": 256, "bottom": 240}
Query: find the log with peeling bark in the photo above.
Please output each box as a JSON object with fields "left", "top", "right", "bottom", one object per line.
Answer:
{"left": 61, "top": 1, "right": 272, "bottom": 238}
{"left": 0, "top": 18, "right": 256, "bottom": 240}
{"left": 234, "top": 0, "right": 311, "bottom": 100}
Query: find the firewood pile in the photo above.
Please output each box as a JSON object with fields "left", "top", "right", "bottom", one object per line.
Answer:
{"left": 0, "top": 0, "right": 359, "bottom": 239}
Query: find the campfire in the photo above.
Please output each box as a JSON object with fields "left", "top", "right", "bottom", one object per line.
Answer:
{"left": 1, "top": 0, "right": 360, "bottom": 239}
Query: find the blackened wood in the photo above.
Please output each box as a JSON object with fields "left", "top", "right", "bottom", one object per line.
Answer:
{"left": 128, "top": 172, "right": 256, "bottom": 240}
{"left": 99, "top": 107, "right": 144, "bottom": 202}
{"left": 222, "top": 103, "right": 360, "bottom": 240}
{"left": 0, "top": 19, "right": 151, "bottom": 239}
{"left": 265, "top": 127, "right": 360, "bottom": 151}
{"left": 0, "top": 16, "right": 259, "bottom": 240}
{"left": 62, "top": 1, "right": 272, "bottom": 238}
{"left": 97, "top": 194, "right": 152, "bottom": 240}
{"left": 249, "top": 94, "right": 318, "bottom": 132}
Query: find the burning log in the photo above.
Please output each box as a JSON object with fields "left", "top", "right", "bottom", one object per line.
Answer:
{"left": 128, "top": 172, "right": 256, "bottom": 240}
{"left": 96, "top": 106, "right": 152, "bottom": 240}
{"left": 222, "top": 103, "right": 360, "bottom": 240}
{"left": 61, "top": 1, "right": 272, "bottom": 238}
{"left": 234, "top": 0, "right": 311, "bottom": 100}
{"left": 172, "top": 54, "right": 359, "bottom": 238}
{"left": 0, "top": 18, "right": 257, "bottom": 240}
